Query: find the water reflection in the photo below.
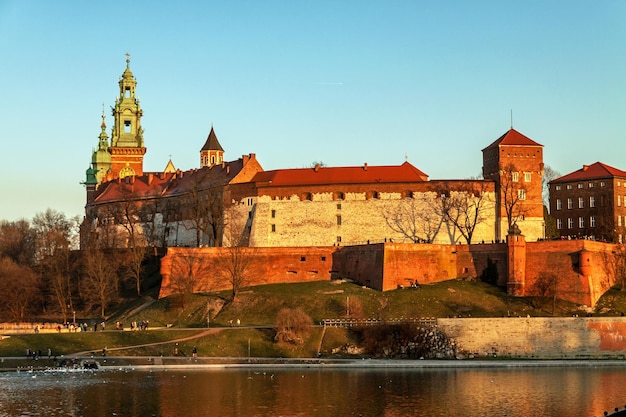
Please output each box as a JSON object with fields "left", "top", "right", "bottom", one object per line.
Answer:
{"left": 0, "top": 367, "right": 624, "bottom": 416}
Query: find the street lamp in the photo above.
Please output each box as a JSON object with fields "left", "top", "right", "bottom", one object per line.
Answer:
{"left": 73, "top": 311, "right": 76, "bottom": 326}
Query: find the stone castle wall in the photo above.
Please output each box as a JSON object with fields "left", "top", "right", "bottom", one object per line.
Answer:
{"left": 240, "top": 187, "right": 501, "bottom": 248}
{"left": 439, "top": 317, "right": 626, "bottom": 359}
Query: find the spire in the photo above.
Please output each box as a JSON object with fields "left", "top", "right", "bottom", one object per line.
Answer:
{"left": 200, "top": 126, "right": 225, "bottom": 168}
{"left": 201, "top": 126, "right": 224, "bottom": 152}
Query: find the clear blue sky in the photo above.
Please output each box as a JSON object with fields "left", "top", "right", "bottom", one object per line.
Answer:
{"left": 1, "top": 1, "right": 624, "bottom": 222}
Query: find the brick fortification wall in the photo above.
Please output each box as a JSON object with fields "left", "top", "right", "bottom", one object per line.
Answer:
{"left": 159, "top": 246, "right": 340, "bottom": 298}
{"left": 440, "top": 317, "right": 626, "bottom": 359}
{"left": 159, "top": 239, "right": 618, "bottom": 308}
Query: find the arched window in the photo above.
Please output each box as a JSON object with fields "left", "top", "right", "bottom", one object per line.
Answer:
{"left": 333, "top": 191, "right": 345, "bottom": 201}
{"left": 367, "top": 191, "right": 380, "bottom": 200}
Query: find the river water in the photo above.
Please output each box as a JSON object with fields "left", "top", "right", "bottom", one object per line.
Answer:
{"left": 1, "top": 365, "right": 625, "bottom": 416}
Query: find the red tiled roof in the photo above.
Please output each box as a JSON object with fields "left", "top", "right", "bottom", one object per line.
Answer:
{"left": 251, "top": 161, "right": 428, "bottom": 187}
{"left": 552, "top": 162, "right": 626, "bottom": 183}
{"left": 92, "top": 159, "right": 245, "bottom": 204}
{"left": 93, "top": 172, "right": 175, "bottom": 203}
{"left": 482, "top": 128, "right": 543, "bottom": 151}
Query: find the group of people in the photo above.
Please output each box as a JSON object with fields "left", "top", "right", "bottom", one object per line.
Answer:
{"left": 114, "top": 320, "right": 150, "bottom": 331}
{"left": 26, "top": 347, "right": 52, "bottom": 360}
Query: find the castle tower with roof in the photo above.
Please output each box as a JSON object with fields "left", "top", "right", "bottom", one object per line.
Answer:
{"left": 482, "top": 128, "right": 545, "bottom": 241}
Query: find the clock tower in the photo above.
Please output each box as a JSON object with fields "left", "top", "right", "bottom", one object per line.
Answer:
{"left": 109, "top": 54, "right": 146, "bottom": 178}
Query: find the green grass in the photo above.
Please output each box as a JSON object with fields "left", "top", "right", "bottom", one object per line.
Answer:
{"left": 3, "top": 278, "right": 625, "bottom": 361}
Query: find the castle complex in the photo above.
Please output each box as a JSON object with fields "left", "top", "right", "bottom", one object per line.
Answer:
{"left": 83, "top": 59, "right": 545, "bottom": 249}
{"left": 83, "top": 59, "right": 623, "bottom": 308}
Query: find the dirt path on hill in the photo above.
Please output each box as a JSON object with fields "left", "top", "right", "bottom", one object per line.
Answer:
{"left": 71, "top": 328, "right": 223, "bottom": 356}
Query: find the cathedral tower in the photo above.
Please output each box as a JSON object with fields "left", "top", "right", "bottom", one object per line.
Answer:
{"left": 109, "top": 54, "right": 146, "bottom": 178}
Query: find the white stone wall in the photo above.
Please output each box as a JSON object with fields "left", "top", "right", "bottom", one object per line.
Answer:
{"left": 238, "top": 190, "right": 499, "bottom": 247}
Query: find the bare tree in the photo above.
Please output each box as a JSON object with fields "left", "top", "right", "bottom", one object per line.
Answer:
{"left": 169, "top": 252, "right": 212, "bottom": 309}
{"left": 499, "top": 163, "right": 529, "bottom": 233}
{"left": 81, "top": 247, "right": 120, "bottom": 318}
{"left": 0, "top": 257, "right": 42, "bottom": 322}
{"left": 443, "top": 183, "right": 492, "bottom": 244}
{"left": 108, "top": 181, "right": 145, "bottom": 248}
{"left": 214, "top": 217, "right": 258, "bottom": 300}
{"left": 607, "top": 244, "right": 626, "bottom": 291}
{"left": 32, "top": 210, "right": 80, "bottom": 322}
{"left": 0, "top": 219, "right": 36, "bottom": 266}
{"left": 121, "top": 245, "right": 148, "bottom": 296}
{"left": 181, "top": 175, "right": 224, "bottom": 247}
{"left": 532, "top": 271, "right": 560, "bottom": 316}
{"left": 382, "top": 193, "right": 446, "bottom": 243}
{"left": 542, "top": 165, "right": 561, "bottom": 209}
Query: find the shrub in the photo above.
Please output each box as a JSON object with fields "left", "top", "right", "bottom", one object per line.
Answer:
{"left": 274, "top": 308, "right": 313, "bottom": 345}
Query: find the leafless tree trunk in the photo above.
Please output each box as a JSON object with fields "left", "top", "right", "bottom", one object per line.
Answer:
{"left": 442, "top": 183, "right": 492, "bottom": 244}
{"left": 81, "top": 248, "right": 120, "bottom": 318}
{"left": 499, "top": 163, "right": 529, "bottom": 233}
{"left": 382, "top": 193, "right": 446, "bottom": 243}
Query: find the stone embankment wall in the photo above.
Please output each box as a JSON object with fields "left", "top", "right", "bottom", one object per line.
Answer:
{"left": 439, "top": 317, "right": 626, "bottom": 359}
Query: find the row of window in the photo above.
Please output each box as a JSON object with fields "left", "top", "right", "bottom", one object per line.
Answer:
{"left": 554, "top": 180, "right": 621, "bottom": 191}
{"left": 555, "top": 195, "right": 625, "bottom": 210}
{"left": 556, "top": 216, "right": 597, "bottom": 230}
{"left": 511, "top": 172, "right": 532, "bottom": 182}
{"left": 556, "top": 215, "right": 626, "bottom": 229}
{"left": 556, "top": 196, "right": 596, "bottom": 210}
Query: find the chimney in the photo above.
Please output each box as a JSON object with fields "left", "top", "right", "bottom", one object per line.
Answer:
{"left": 222, "top": 161, "right": 226, "bottom": 169}
{"left": 148, "top": 173, "right": 153, "bottom": 185}
{"left": 363, "top": 163, "right": 368, "bottom": 171}
{"left": 314, "top": 164, "right": 320, "bottom": 172}
{"left": 583, "top": 165, "right": 589, "bottom": 171}
{"left": 226, "top": 166, "right": 230, "bottom": 174}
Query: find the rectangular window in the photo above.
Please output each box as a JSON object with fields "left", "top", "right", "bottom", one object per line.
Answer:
{"left": 337, "top": 203, "right": 342, "bottom": 210}
{"left": 271, "top": 224, "right": 276, "bottom": 232}
{"left": 556, "top": 218, "right": 562, "bottom": 229}
{"left": 517, "top": 189, "right": 526, "bottom": 200}
{"left": 524, "top": 172, "right": 531, "bottom": 182}
{"left": 589, "top": 182, "right": 594, "bottom": 188}
{"left": 124, "top": 120, "right": 131, "bottom": 133}
{"left": 578, "top": 183, "right": 584, "bottom": 189}
{"left": 578, "top": 197, "right": 584, "bottom": 209}
{"left": 579, "top": 217, "right": 585, "bottom": 228}
{"left": 556, "top": 199, "right": 562, "bottom": 210}
{"left": 590, "top": 216, "right": 596, "bottom": 227}
{"left": 271, "top": 209, "right": 276, "bottom": 218}
{"left": 336, "top": 236, "right": 342, "bottom": 243}
{"left": 567, "top": 198, "right": 573, "bottom": 209}
{"left": 619, "top": 216, "right": 623, "bottom": 227}
{"left": 556, "top": 185, "right": 562, "bottom": 191}
{"left": 567, "top": 218, "right": 574, "bottom": 229}
{"left": 300, "top": 256, "right": 306, "bottom": 262}
{"left": 601, "top": 181, "right": 606, "bottom": 187}
{"left": 590, "top": 196, "right": 595, "bottom": 208}
{"left": 619, "top": 195, "right": 622, "bottom": 207}
{"left": 337, "top": 215, "right": 342, "bottom": 226}
{"left": 512, "top": 172, "right": 519, "bottom": 182}
{"left": 567, "top": 184, "right": 573, "bottom": 190}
